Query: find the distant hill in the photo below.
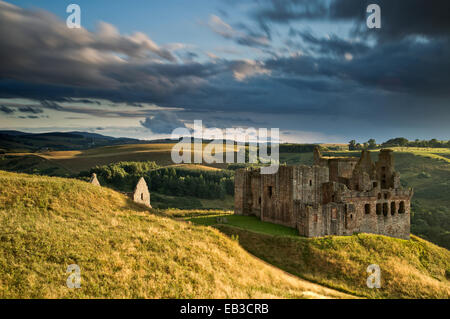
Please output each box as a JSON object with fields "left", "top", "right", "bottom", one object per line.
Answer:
{"left": 0, "top": 170, "right": 349, "bottom": 299}
{"left": 0, "top": 131, "right": 144, "bottom": 152}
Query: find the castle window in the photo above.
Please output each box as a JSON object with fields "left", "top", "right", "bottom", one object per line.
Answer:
{"left": 314, "top": 214, "right": 318, "bottom": 223}
{"left": 258, "top": 197, "right": 261, "bottom": 204}
{"left": 309, "top": 179, "right": 312, "bottom": 186}
{"left": 378, "top": 193, "right": 382, "bottom": 200}
{"left": 376, "top": 203, "right": 382, "bottom": 215}
{"left": 373, "top": 182, "right": 378, "bottom": 188}
{"left": 391, "top": 202, "right": 396, "bottom": 215}
{"left": 398, "top": 201, "right": 405, "bottom": 214}
{"left": 141, "top": 193, "right": 144, "bottom": 201}
{"left": 268, "top": 186, "right": 273, "bottom": 198}
{"left": 383, "top": 203, "right": 388, "bottom": 216}
{"left": 384, "top": 193, "right": 388, "bottom": 199}
{"left": 365, "top": 204, "right": 371, "bottom": 214}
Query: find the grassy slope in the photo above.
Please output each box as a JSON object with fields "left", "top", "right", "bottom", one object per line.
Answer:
{"left": 217, "top": 226, "right": 450, "bottom": 299}
{"left": 0, "top": 170, "right": 348, "bottom": 299}
{"left": 167, "top": 210, "right": 450, "bottom": 299}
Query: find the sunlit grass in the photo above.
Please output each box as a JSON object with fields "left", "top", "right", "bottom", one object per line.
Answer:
{"left": 0, "top": 170, "right": 348, "bottom": 299}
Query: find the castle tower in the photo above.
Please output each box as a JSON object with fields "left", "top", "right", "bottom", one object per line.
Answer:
{"left": 376, "top": 149, "right": 395, "bottom": 189}
{"left": 351, "top": 150, "right": 376, "bottom": 191}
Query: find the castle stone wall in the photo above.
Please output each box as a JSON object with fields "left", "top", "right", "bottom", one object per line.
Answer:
{"left": 235, "top": 148, "right": 412, "bottom": 240}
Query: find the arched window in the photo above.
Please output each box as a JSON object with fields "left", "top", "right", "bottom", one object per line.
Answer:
{"left": 268, "top": 186, "right": 273, "bottom": 198}
{"left": 398, "top": 201, "right": 405, "bottom": 214}
{"left": 391, "top": 202, "right": 396, "bottom": 215}
{"left": 383, "top": 203, "right": 388, "bottom": 216}
{"left": 365, "top": 204, "right": 371, "bottom": 214}
{"left": 376, "top": 203, "right": 382, "bottom": 215}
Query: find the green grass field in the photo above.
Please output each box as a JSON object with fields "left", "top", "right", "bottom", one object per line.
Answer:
{"left": 186, "top": 213, "right": 299, "bottom": 237}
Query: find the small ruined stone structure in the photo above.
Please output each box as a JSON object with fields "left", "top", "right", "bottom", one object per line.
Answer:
{"left": 132, "top": 177, "right": 152, "bottom": 208}
{"left": 89, "top": 173, "right": 100, "bottom": 186}
{"left": 235, "top": 148, "right": 413, "bottom": 239}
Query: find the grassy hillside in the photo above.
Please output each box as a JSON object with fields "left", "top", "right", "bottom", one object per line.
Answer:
{"left": 218, "top": 226, "right": 450, "bottom": 299}
{"left": 0, "top": 170, "right": 348, "bottom": 299}
{"left": 170, "top": 210, "right": 450, "bottom": 298}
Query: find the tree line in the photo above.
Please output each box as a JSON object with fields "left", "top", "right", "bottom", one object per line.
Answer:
{"left": 349, "top": 138, "right": 450, "bottom": 150}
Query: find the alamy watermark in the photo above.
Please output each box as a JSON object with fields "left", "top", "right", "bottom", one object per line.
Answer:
{"left": 366, "top": 4, "right": 381, "bottom": 29}
{"left": 66, "top": 264, "right": 81, "bottom": 288}
{"left": 66, "top": 4, "right": 81, "bottom": 29}
{"left": 171, "top": 120, "right": 279, "bottom": 174}
{"left": 366, "top": 264, "right": 381, "bottom": 288}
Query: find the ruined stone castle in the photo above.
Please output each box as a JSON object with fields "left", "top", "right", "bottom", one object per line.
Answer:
{"left": 234, "top": 148, "right": 413, "bottom": 239}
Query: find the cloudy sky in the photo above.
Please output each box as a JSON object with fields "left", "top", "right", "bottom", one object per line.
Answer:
{"left": 0, "top": 0, "right": 449, "bottom": 143}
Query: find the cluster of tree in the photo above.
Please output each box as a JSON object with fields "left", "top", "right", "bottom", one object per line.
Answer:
{"left": 147, "top": 167, "right": 234, "bottom": 199}
{"left": 381, "top": 138, "right": 450, "bottom": 148}
{"left": 80, "top": 161, "right": 234, "bottom": 199}
{"left": 349, "top": 138, "right": 449, "bottom": 150}
{"left": 348, "top": 139, "right": 377, "bottom": 150}
{"left": 278, "top": 144, "right": 318, "bottom": 153}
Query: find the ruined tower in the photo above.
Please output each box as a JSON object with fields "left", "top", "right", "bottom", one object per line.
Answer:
{"left": 132, "top": 177, "right": 152, "bottom": 208}
{"left": 89, "top": 173, "right": 100, "bottom": 186}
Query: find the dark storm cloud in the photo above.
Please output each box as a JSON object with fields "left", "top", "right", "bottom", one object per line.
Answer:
{"left": 140, "top": 112, "right": 186, "bottom": 134}
{"left": 207, "top": 14, "right": 271, "bottom": 48}
{"left": 0, "top": 105, "right": 15, "bottom": 114}
{"left": 329, "top": 0, "right": 450, "bottom": 41}
{"left": 250, "top": 0, "right": 450, "bottom": 41}
{"left": 18, "top": 106, "right": 44, "bottom": 114}
{"left": 35, "top": 100, "right": 181, "bottom": 119}
{"left": 253, "top": 0, "right": 328, "bottom": 23}
{"left": 0, "top": 0, "right": 449, "bottom": 139}
{"left": 289, "top": 29, "right": 370, "bottom": 57}
{"left": 0, "top": 0, "right": 216, "bottom": 103}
